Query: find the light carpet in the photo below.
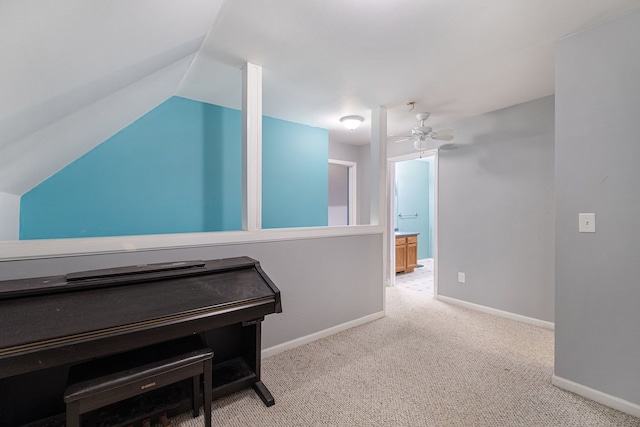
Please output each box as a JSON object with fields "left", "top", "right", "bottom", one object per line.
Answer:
{"left": 174, "top": 287, "right": 640, "bottom": 426}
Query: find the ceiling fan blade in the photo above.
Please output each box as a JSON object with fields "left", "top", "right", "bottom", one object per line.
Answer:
{"left": 393, "top": 138, "right": 413, "bottom": 143}
{"left": 388, "top": 135, "right": 413, "bottom": 139}
{"left": 438, "top": 143, "right": 458, "bottom": 150}
{"left": 432, "top": 134, "right": 454, "bottom": 141}
{"left": 435, "top": 128, "right": 453, "bottom": 135}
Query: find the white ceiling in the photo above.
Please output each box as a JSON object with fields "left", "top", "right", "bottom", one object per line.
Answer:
{"left": 181, "top": 0, "right": 640, "bottom": 144}
{"left": 1, "top": 0, "right": 639, "bottom": 195}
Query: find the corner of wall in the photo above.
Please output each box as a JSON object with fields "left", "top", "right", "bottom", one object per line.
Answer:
{"left": 0, "top": 192, "right": 20, "bottom": 240}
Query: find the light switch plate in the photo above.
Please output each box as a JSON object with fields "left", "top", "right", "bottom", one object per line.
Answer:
{"left": 579, "top": 213, "right": 595, "bottom": 233}
{"left": 457, "top": 272, "right": 466, "bottom": 283}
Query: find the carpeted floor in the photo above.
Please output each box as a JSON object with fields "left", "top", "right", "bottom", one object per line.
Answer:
{"left": 174, "top": 287, "right": 640, "bottom": 426}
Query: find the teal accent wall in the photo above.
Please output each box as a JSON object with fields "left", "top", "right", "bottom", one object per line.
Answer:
{"left": 20, "top": 97, "right": 242, "bottom": 239}
{"left": 262, "top": 116, "right": 328, "bottom": 229}
{"left": 395, "top": 158, "right": 434, "bottom": 259}
{"left": 202, "top": 104, "right": 242, "bottom": 232}
{"left": 20, "top": 97, "right": 330, "bottom": 239}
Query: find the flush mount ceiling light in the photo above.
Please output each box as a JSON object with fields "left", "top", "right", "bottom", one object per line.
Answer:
{"left": 340, "top": 115, "right": 364, "bottom": 131}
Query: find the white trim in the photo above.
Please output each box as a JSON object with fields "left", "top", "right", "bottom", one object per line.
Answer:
{"left": 390, "top": 149, "right": 438, "bottom": 163}
{"left": 370, "top": 107, "right": 387, "bottom": 226}
{"left": 387, "top": 160, "right": 396, "bottom": 287}
{"left": 327, "top": 159, "right": 356, "bottom": 167}
{"left": 436, "top": 295, "right": 555, "bottom": 330}
{"left": 371, "top": 107, "right": 388, "bottom": 314}
{"left": 328, "top": 159, "right": 357, "bottom": 226}
{"left": 0, "top": 224, "right": 384, "bottom": 261}
{"left": 432, "top": 154, "right": 439, "bottom": 297}
{"left": 262, "top": 311, "right": 385, "bottom": 358}
{"left": 552, "top": 375, "right": 640, "bottom": 418}
{"left": 242, "top": 62, "right": 262, "bottom": 232}
{"left": 348, "top": 162, "right": 357, "bottom": 226}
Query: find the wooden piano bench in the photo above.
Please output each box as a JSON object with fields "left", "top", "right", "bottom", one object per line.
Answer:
{"left": 64, "top": 336, "right": 213, "bottom": 427}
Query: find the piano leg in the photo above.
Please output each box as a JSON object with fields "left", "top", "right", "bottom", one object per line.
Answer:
{"left": 242, "top": 318, "right": 276, "bottom": 407}
{"left": 252, "top": 380, "right": 275, "bottom": 407}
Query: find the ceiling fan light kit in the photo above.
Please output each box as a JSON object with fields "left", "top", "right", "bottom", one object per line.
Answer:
{"left": 416, "top": 112, "right": 430, "bottom": 122}
{"left": 340, "top": 115, "right": 364, "bottom": 131}
{"left": 414, "top": 139, "right": 430, "bottom": 151}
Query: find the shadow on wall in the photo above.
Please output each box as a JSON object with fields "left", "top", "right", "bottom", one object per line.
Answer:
{"left": 438, "top": 104, "right": 552, "bottom": 177}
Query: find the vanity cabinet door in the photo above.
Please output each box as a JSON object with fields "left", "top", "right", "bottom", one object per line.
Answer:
{"left": 395, "top": 237, "right": 407, "bottom": 273}
{"left": 406, "top": 236, "right": 418, "bottom": 272}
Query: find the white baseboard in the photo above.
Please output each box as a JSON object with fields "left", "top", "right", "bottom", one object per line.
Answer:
{"left": 436, "top": 295, "right": 554, "bottom": 330}
{"left": 552, "top": 374, "right": 640, "bottom": 418}
{"left": 262, "top": 311, "right": 385, "bottom": 359}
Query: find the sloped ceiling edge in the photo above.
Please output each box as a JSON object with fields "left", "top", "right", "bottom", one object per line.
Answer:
{"left": 0, "top": 54, "right": 196, "bottom": 195}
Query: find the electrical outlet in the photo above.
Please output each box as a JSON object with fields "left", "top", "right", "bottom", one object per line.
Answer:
{"left": 458, "top": 272, "right": 466, "bottom": 283}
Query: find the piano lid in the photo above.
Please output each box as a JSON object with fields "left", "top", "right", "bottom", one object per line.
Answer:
{"left": 0, "top": 256, "right": 260, "bottom": 300}
{"left": 0, "top": 257, "right": 282, "bottom": 358}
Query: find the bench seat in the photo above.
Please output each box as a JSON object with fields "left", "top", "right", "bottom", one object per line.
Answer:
{"left": 64, "top": 336, "right": 212, "bottom": 427}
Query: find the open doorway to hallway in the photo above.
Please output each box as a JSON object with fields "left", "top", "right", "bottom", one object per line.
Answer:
{"left": 390, "top": 153, "right": 436, "bottom": 296}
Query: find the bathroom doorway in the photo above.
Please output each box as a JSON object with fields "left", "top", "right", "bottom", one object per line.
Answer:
{"left": 388, "top": 152, "right": 437, "bottom": 296}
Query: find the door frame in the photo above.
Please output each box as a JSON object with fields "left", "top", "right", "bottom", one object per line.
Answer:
{"left": 387, "top": 150, "right": 438, "bottom": 296}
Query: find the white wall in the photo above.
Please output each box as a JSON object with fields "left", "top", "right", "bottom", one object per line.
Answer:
{"left": 0, "top": 192, "right": 19, "bottom": 240}
{"left": 389, "top": 96, "right": 556, "bottom": 323}
{"left": 555, "top": 9, "right": 640, "bottom": 407}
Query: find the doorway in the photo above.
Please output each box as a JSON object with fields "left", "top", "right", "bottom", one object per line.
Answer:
{"left": 328, "top": 159, "right": 357, "bottom": 226}
{"left": 388, "top": 151, "right": 437, "bottom": 296}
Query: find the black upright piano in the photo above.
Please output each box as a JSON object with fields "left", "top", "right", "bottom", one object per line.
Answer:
{"left": 0, "top": 256, "right": 282, "bottom": 426}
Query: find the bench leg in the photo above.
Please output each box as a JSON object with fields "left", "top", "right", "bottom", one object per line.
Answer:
{"left": 203, "top": 359, "right": 212, "bottom": 427}
{"left": 66, "top": 400, "right": 81, "bottom": 427}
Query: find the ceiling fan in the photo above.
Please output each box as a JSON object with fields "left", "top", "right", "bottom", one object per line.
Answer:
{"left": 390, "top": 112, "right": 454, "bottom": 152}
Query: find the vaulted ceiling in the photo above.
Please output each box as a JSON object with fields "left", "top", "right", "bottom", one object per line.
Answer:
{"left": 2, "top": 0, "right": 639, "bottom": 195}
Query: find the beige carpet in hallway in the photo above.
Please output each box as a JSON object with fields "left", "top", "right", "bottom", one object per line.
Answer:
{"left": 174, "top": 287, "right": 640, "bottom": 426}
